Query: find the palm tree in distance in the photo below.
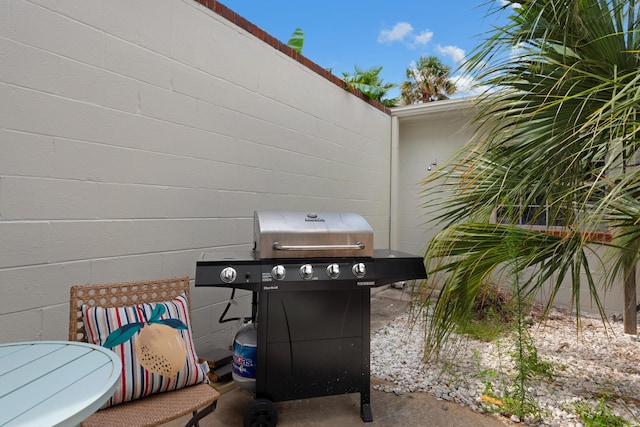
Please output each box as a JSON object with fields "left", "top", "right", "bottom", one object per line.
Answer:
{"left": 288, "top": 28, "right": 398, "bottom": 107}
{"left": 417, "top": 0, "right": 640, "bottom": 359}
{"left": 342, "top": 65, "right": 399, "bottom": 108}
{"left": 400, "top": 55, "right": 456, "bottom": 105}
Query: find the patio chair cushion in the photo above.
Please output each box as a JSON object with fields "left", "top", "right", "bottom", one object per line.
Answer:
{"left": 81, "top": 293, "right": 208, "bottom": 408}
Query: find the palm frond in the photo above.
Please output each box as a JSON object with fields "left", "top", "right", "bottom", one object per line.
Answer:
{"left": 419, "top": 0, "right": 640, "bottom": 358}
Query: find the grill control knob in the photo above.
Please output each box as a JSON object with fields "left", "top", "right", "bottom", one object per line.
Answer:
{"left": 220, "top": 267, "right": 237, "bottom": 284}
{"left": 352, "top": 263, "right": 366, "bottom": 279}
{"left": 326, "top": 263, "right": 340, "bottom": 279}
{"left": 271, "top": 265, "right": 286, "bottom": 281}
{"left": 299, "top": 264, "right": 314, "bottom": 280}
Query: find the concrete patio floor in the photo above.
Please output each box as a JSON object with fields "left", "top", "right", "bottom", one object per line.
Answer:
{"left": 166, "top": 286, "right": 512, "bottom": 427}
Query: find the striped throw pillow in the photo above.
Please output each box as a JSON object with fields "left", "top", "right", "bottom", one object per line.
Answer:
{"left": 82, "top": 293, "right": 208, "bottom": 408}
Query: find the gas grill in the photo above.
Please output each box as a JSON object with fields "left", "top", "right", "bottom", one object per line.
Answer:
{"left": 195, "top": 211, "right": 427, "bottom": 426}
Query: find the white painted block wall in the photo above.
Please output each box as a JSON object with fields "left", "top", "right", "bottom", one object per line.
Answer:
{"left": 0, "top": 0, "right": 392, "bottom": 349}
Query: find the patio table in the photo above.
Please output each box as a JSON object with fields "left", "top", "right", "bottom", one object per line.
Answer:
{"left": 0, "top": 340, "right": 122, "bottom": 427}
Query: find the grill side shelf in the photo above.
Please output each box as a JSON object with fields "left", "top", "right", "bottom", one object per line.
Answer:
{"left": 371, "top": 250, "right": 427, "bottom": 286}
{"left": 195, "top": 260, "right": 262, "bottom": 291}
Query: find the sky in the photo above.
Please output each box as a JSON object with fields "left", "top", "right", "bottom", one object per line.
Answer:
{"left": 219, "top": 1, "right": 517, "bottom": 99}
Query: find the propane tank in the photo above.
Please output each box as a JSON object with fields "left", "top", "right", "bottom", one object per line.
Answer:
{"left": 232, "top": 322, "right": 257, "bottom": 391}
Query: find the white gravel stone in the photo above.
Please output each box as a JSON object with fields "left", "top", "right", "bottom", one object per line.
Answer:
{"left": 370, "top": 308, "right": 640, "bottom": 426}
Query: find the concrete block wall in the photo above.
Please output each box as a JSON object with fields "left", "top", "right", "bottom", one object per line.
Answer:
{"left": 0, "top": 0, "right": 392, "bottom": 349}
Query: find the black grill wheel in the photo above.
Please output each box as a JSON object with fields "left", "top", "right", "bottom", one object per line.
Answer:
{"left": 243, "top": 398, "right": 278, "bottom": 427}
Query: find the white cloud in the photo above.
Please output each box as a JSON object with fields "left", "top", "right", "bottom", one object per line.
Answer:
{"left": 452, "top": 74, "right": 479, "bottom": 96}
{"left": 509, "top": 42, "right": 527, "bottom": 61}
{"left": 499, "top": 0, "right": 522, "bottom": 8}
{"left": 436, "top": 45, "right": 466, "bottom": 65}
{"left": 378, "top": 22, "right": 433, "bottom": 48}
{"left": 414, "top": 30, "right": 434, "bottom": 45}
{"left": 378, "top": 22, "right": 414, "bottom": 44}
{"left": 452, "top": 74, "right": 491, "bottom": 98}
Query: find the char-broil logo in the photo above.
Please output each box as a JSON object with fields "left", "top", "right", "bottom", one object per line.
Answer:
{"left": 357, "top": 281, "right": 375, "bottom": 287}
{"left": 305, "top": 213, "right": 325, "bottom": 222}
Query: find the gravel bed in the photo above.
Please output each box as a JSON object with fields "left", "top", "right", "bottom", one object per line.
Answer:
{"left": 371, "top": 308, "right": 640, "bottom": 426}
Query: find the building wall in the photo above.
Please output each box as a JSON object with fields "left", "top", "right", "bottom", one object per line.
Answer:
{"left": 0, "top": 0, "right": 392, "bottom": 349}
{"left": 393, "top": 100, "right": 628, "bottom": 317}
{"left": 394, "top": 100, "right": 476, "bottom": 256}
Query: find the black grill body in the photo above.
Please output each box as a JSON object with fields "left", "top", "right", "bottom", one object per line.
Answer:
{"left": 195, "top": 213, "right": 427, "bottom": 424}
{"left": 258, "top": 287, "right": 369, "bottom": 403}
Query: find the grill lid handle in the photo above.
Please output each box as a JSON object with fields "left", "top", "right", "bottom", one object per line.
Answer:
{"left": 272, "top": 242, "right": 365, "bottom": 251}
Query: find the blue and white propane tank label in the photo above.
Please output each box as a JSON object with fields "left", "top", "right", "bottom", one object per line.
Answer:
{"left": 232, "top": 340, "right": 257, "bottom": 380}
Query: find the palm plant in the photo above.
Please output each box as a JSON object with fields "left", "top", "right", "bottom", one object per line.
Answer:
{"left": 342, "top": 65, "right": 399, "bottom": 107}
{"left": 418, "top": 0, "right": 640, "bottom": 359}
{"left": 400, "top": 55, "right": 456, "bottom": 104}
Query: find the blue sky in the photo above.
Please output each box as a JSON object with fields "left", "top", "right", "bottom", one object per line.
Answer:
{"left": 220, "top": 1, "right": 516, "bottom": 99}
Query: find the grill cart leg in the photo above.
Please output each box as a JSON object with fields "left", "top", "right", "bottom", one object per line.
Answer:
{"left": 361, "top": 398, "right": 373, "bottom": 422}
{"left": 361, "top": 288, "right": 373, "bottom": 422}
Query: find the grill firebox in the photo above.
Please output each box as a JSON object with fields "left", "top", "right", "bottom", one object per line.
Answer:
{"left": 195, "top": 211, "right": 427, "bottom": 425}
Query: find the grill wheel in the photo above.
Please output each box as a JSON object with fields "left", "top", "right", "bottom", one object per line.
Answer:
{"left": 243, "top": 398, "right": 278, "bottom": 427}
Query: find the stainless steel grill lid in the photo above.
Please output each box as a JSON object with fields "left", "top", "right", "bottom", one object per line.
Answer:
{"left": 253, "top": 211, "right": 374, "bottom": 258}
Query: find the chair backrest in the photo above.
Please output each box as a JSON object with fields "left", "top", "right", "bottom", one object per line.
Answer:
{"left": 69, "top": 276, "right": 191, "bottom": 343}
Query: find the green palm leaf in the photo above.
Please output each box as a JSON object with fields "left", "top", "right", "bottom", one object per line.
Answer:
{"left": 286, "top": 28, "right": 304, "bottom": 53}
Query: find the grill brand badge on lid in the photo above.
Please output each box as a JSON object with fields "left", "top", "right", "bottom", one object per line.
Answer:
{"left": 305, "top": 212, "right": 325, "bottom": 222}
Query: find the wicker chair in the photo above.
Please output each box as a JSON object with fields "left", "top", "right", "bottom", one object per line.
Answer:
{"left": 69, "top": 276, "right": 220, "bottom": 427}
